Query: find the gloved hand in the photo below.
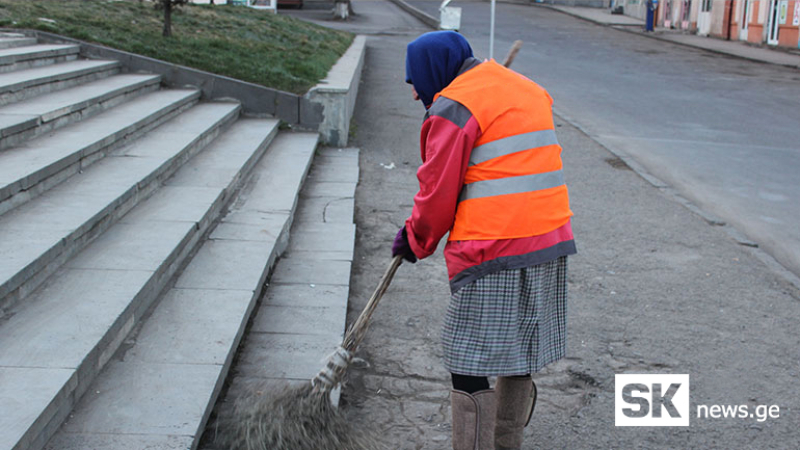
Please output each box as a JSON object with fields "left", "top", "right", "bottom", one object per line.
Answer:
{"left": 392, "top": 226, "right": 417, "bottom": 263}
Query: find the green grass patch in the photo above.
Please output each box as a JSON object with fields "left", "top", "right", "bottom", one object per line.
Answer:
{"left": 0, "top": 0, "right": 354, "bottom": 94}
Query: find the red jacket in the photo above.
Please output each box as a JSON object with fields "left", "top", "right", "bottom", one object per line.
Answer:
{"left": 405, "top": 58, "right": 576, "bottom": 293}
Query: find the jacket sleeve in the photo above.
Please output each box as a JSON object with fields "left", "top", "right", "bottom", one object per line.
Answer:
{"left": 405, "top": 113, "right": 480, "bottom": 260}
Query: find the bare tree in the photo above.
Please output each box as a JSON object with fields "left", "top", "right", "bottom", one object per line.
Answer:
{"left": 155, "top": 0, "right": 188, "bottom": 37}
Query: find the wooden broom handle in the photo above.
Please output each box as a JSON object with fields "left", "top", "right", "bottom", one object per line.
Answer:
{"left": 503, "top": 40, "right": 523, "bottom": 68}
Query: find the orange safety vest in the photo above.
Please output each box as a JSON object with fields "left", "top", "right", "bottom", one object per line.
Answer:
{"left": 435, "top": 60, "right": 573, "bottom": 241}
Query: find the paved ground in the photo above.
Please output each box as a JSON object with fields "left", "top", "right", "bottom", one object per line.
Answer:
{"left": 289, "top": 1, "right": 800, "bottom": 448}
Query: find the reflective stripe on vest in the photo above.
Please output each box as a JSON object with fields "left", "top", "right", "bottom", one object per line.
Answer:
{"left": 469, "top": 129, "right": 559, "bottom": 166}
{"left": 459, "top": 169, "right": 564, "bottom": 202}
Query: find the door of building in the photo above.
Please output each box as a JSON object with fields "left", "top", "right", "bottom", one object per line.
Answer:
{"left": 767, "top": 0, "right": 781, "bottom": 45}
{"left": 739, "top": 0, "right": 751, "bottom": 40}
{"left": 681, "top": 0, "right": 692, "bottom": 29}
{"left": 664, "top": 0, "right": 673, "bottom": 27}
{"left": 698, "top": 0, "right": 712, "bottom": 35}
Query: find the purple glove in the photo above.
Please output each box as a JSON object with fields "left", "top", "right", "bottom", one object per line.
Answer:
{"left": 392, "top": 226, "right": 417, "bottom": 263}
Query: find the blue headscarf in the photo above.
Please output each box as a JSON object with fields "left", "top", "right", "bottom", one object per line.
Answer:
{"left": 405, "top": 31, "right": 474, "bottom": 108}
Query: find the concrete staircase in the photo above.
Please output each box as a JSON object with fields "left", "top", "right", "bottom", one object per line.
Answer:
{"left": 0, "top": 33, "right": 325, "bottom": 450}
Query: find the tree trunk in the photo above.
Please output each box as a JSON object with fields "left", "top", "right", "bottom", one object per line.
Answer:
{"left": 163, "top": 1, "right": 172, "bottom": 37}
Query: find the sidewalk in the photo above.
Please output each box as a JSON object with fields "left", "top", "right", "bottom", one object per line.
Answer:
{"left": 550, "top": 5, "right": 800, "bottom": 69}
{"left": 337, "top": 2, "right": 800, "bottom": 448}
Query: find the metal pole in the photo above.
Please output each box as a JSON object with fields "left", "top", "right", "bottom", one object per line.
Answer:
{"left": 490, "top": 0, "right": 496, "bottom": 59}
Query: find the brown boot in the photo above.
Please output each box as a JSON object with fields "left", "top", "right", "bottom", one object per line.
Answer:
{"left": 450, "top": 389, "right": 496, "bottom": 450}
{"left": 494, "top": 376, "right": 537, "bottom": 450}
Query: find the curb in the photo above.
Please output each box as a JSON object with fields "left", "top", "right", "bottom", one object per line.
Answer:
{"left": 306, "top": 35, "right": 367, "bottom": 147}
{"left": 628, "top": 31, "right": 800, "bottom": 70}
{"left": 386, "top": 0, "right": 439, "bottom": 29}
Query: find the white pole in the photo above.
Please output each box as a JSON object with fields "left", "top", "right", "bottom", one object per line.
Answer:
{"left": 490, "top": 0, "right": 496, "bottom": 59}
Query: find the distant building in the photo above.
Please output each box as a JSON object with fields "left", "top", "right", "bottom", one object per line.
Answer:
{"left": 614, "top": 0, "right": 799, "bottom": 49}
{"left": 723, "top": 0, "right": 800, "bottom": 48}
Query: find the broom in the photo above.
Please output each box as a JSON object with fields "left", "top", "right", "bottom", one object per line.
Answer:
{"left": 214, "top": 255, "right": 404, "bottom": 450}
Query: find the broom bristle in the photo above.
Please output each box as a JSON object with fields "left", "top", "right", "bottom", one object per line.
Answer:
{"left": 212, "top": 382, "right": 382, "bottom": 450}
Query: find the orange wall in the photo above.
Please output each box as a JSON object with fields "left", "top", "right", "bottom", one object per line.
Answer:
{"left": 719, "top": 1, "right": 733, "bottom": 39}
{"left": 749, "top": 23, "right": 764, "bottom": 43}
{"left": 746, "top": 0, "right": 762, "bottom": 43}
{"left": 753, "top": 1, "right": 762, "bottom": 22}
{"left": 778, "top": 27, "right": 799, "bottom": 47}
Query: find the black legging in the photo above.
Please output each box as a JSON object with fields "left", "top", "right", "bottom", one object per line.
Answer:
{"left": 451, "top": 373, "right": 531, "bottom": 394}
{"left": 451, "top": 374, "right": 489, "bottom": 394}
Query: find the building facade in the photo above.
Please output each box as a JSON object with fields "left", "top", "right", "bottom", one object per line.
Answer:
{"left": 725, "top": 0, "right": 800, "bottom": 48}
{"left": 618, "top": 0, "right": 800, "bottom": 49}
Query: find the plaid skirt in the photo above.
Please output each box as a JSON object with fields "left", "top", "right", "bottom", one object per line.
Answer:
{"left": 442, "top": 256, "right": 568, "bottom": 376}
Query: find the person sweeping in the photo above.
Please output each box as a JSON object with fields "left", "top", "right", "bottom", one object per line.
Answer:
{"left": 392, "top": 31, "right": 577, "bottom": 450}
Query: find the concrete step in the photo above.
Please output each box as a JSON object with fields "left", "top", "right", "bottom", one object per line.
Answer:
{"left": 195, "top": 147, "right": 358, "bottom": 450}
{"left": 0, "top": 118, "right": 281, "bottom": 450}
{"left": 0, "top": 73, "right": 162, "bottom": 151}
{"left": 232, "top": 147, "right": 358, "bottom": 380}
{"left": 0, "top": 98, "right": 233, "bottom": 316}
{"left": 0, "top": 36, "right": 37, "bottom": 50}
{"left": 0, "top": 88, "right": 200, "bottom": 216}
{"left": 45, "top": 132, "right": 319, "bottom": 450}
{"left": 0, "top": 44, "right": 80, "bottom": 74}
{"left": 0, "top": 59, "right": 120, "bottom": 107}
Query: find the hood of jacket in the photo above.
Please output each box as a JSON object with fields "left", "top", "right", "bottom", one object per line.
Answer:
{"left": 405, "top": 31, "right": 473, "bottom": 108}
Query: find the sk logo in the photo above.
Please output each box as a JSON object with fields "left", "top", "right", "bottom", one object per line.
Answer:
{"left": 615, "top": 374, "right": 690, "bottom": 426}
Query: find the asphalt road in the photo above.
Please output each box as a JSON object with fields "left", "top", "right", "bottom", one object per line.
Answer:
{"left": 289, "top": 1, "right": 800, "bottom": 448}
{"left": 411, "top": 0, "right": 800, "bottom": 283}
